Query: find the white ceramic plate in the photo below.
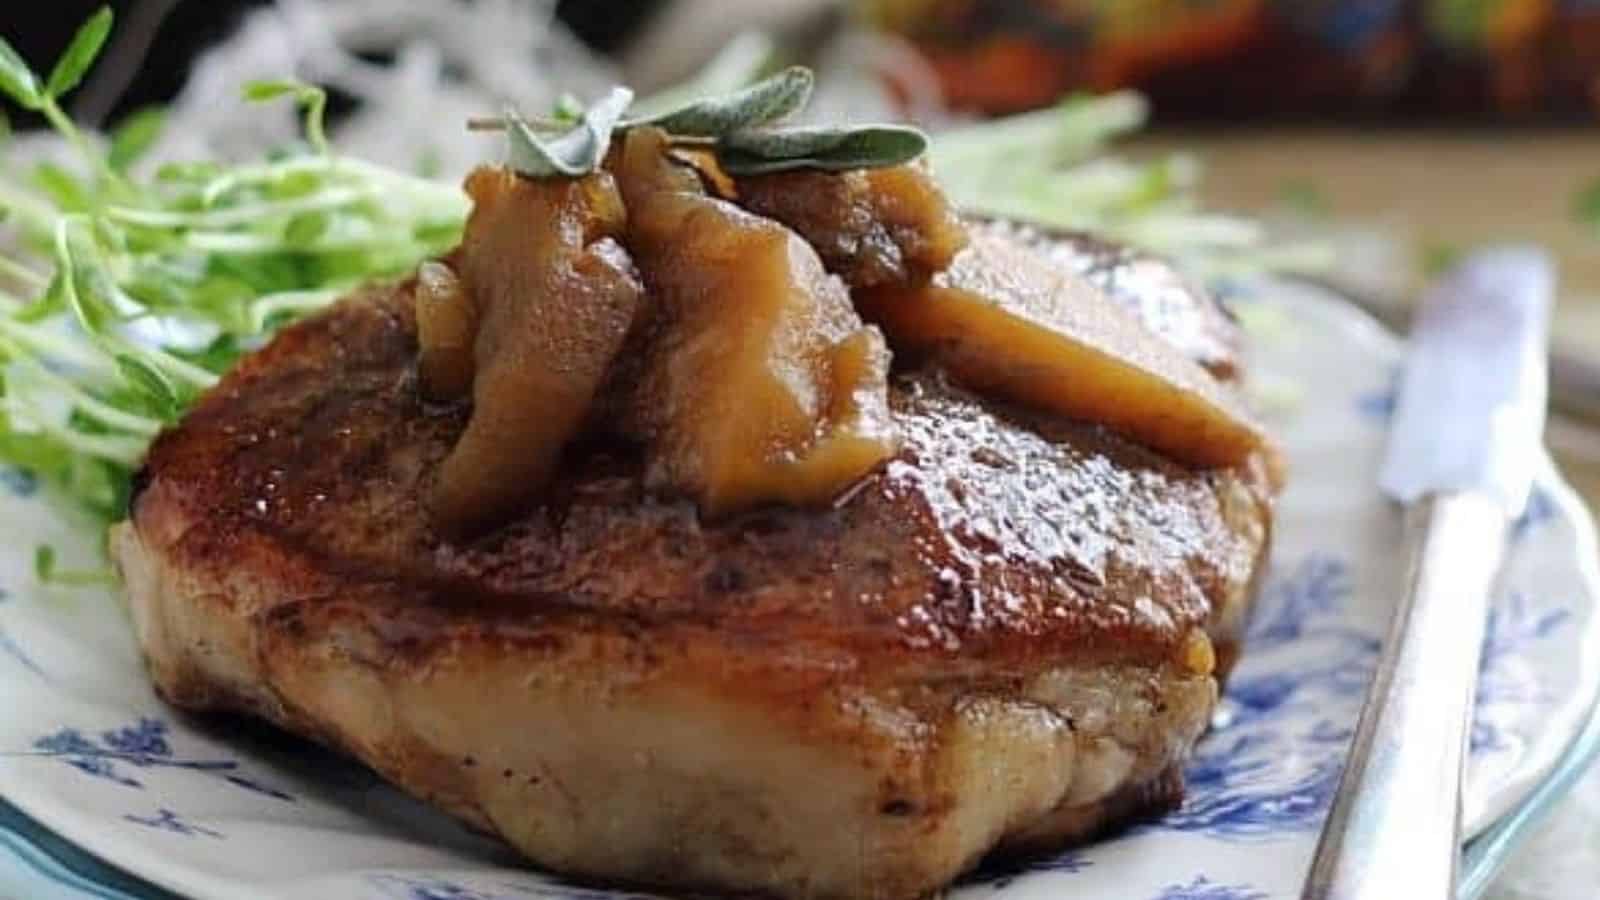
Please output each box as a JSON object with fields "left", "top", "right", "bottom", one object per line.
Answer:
{"left": 0, "top": 280, "right": 1597, "bottom": 900}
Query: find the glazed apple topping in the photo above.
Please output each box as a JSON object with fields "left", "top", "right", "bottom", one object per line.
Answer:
{"left": 428, "top": 167, "right": 644, "bottom": 537}
{"left": 414, "top": 260, "right": 478, "bottom": 403}
{"left": 733, "top": 162, "right": 969, "bottom": 289}
{"left": 612, "top": 127, "right": 899, "bottom": 516}
{"left": 421, "top": 70, "right": 1276, "bottom": 537}
{"left": 856, "top": 229, "right": 1274, "bottom": 472}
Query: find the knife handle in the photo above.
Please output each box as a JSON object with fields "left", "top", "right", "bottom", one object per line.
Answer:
{"left": 1302, "top": 492, "right": 1509, "bottom": 900}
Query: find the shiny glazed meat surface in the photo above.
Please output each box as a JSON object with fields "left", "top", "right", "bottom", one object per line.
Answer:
{"left": 115, "top": 234, "right": 1274, "bottom": 899}
{"left": 129, "top": 282, "right": 1268, "bottom": 672}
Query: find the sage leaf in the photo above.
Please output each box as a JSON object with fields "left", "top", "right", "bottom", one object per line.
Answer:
{"left": 628, "top": 66, "right": 811, "bottom": 137}
{"left": 506, "top": 85, "right": 632, "bottom": 178}
{"left": 0, "top": 36, "right": 42, "bottom": 109}
{"left": 45, "top": 6, "right": 113, "bottom": 100}
{"left": 716, "top": 124, "right": 928, "bottom": 175}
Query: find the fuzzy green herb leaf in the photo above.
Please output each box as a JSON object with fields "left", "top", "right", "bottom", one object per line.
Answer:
{"left": 481, "top": 67, "right": 925, "bottom": 179}
{"left": 628, "top": 66, "right": 811, "bottom": 137}
{"left": 717, "top": 124, "right": 928, "bottom": 175}
{"left": 44, "top": 6, "right": 112, "bottom": 100}
{"left": 506, "top": 85, "right": 632, "bottom": 178}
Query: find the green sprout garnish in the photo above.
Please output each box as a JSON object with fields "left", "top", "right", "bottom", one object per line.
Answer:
{"left": 0, "top": 7, "right": 466, "bottom": 523}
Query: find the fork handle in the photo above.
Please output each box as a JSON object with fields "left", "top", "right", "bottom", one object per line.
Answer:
{"left": 1302, "top": 492, "right": 1509, "bottom": 900}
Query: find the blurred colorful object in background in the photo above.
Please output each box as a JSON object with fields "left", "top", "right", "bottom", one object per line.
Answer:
{"left": 863, "top": 0, "right": 1600, "bottom": 120}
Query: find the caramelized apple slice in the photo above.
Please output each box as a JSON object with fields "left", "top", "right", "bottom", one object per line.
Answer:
{"left": 431, "top": 167, "right": 644, "bottom": 536}
{"left": 858, "top": 230, "right": 1270, "bottom": 470}
{"left": 735, "top": 162, "right": 968, "bottom": 288}
{"left": 614, "top": 128, "right": 898, "bottom": 514}
{"left": 414, "top": 260, "right": 477, "bottom": 402}
{"left": 982, "top": 219, "right": 1244, "bottom": 383}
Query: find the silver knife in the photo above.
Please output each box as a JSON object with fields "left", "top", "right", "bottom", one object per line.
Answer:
{"left": 1302, "top": 246, "right": 1554, "bottom": 900}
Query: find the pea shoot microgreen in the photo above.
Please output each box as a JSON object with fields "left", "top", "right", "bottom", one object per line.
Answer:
{"left": 0, "top": 8, "right": 466, "bottom": 526}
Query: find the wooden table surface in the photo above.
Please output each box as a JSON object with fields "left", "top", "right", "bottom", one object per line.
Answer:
{"left": 1138, "top": 129, "right": 1600, "bottom": 512}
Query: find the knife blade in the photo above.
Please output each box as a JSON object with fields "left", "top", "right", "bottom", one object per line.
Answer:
{"left": 1303, "top": 247, "right": 1553, "bottom": 900}
{"left": 1378, "top": 248, "right": 1553, "bottom": 512}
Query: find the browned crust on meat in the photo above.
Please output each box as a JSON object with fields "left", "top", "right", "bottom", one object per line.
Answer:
{"left": 132, "top": 281, "right": 1271, "bottom": 688}
{"left": 118, "top": 263, "right": 1274, "bottom": 898}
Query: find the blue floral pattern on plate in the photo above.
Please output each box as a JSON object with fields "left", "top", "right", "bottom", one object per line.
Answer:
{"left": 1153, "top": 876, "right": 1269, "bottom": 900}
{"left": 368, "top": 875, "right": 667, "bottom": 900}
{"left": 1473, "top": 593, "right": 1572, "bottom": 756}
{"left": 16, "top": 718, "right": 292, "bottom": 801}
{"left": 123, "top": 809, "right": 223, "bottom": 840}
{"left": 1156, "top": 555, "right": 1376, "bottom": 838}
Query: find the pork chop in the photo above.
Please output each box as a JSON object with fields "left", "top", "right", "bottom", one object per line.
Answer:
{"left": 113, "top": 244, "right": 1273, "bottom": 899}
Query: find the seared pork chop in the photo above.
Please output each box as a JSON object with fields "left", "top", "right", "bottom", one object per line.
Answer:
{"left": 113, "top": 246, "right": 1273, "bottom": 898}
